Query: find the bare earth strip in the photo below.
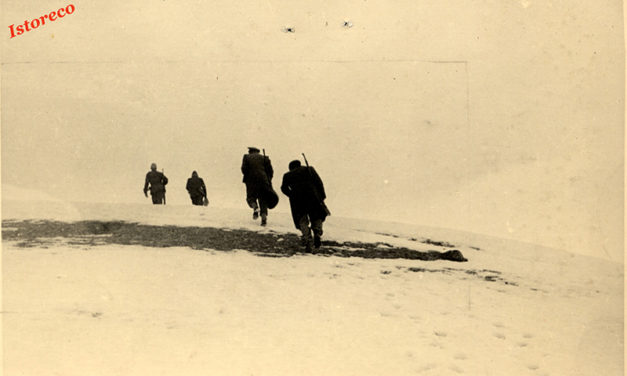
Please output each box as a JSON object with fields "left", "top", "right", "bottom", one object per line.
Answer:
{"left": 2, "top": 220, "right": 467, "bottom": 262}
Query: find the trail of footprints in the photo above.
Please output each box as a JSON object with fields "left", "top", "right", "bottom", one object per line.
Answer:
{"left": 378, "top": 282, "right": 544, "bottom": 375}
{"left": 411, "top": 324, "right": 542, "bottom": 374}
{"left": 310, "top": 260, "right": 544, "bottom": 374}
{"left": 489, "top": 321, "right": 544, "bottom": 374}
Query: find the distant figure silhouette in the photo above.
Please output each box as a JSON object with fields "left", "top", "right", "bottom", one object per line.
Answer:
{"left": 241, "top": 147, "right": 275, "bottom": 226}
{"left": 186, "top": 171, "right": 207, "bottom": 206}
{"left": 143, "top": 163, "right": 168, "bottom": 205}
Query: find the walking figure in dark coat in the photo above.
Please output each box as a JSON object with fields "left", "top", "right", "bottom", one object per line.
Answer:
{"left": 186, "top": 171, "right": 207, "bottom": 206}
{"left": 143, "top": 163, "right": 168, "bottom": 205}
{"left": 281, "top": 160, "right": 328, "bottom": 252}
{"left": 241, "top": 147, "right": 274, "bottom": 226}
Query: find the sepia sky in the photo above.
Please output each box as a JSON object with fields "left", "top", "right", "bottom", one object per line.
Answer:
{"left": 1, "top": 0, "right": 624, "bottom": 260}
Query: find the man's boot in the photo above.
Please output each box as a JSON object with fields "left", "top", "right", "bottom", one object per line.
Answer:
{"left": 313, "top": 233, "right": 321, "bottom": 249}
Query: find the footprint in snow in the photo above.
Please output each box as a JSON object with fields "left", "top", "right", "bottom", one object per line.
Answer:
{"left": 449, "top": 364, "right": 464, "bottom": 373}
{"left": 430, "top": 341, "right": 444, "bottom": 349}
{"left": 415, "top": 363, "right": 438, "bottom": 373}
{"left": 453, "top": 352, "right": 467, "bottom": 360}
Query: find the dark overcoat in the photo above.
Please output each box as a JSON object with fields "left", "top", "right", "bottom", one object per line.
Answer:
{"left": 144, "top": 171, "right": 168, "bottom": 195}
{"left": 186, "top": 176, "right": 206, "bottom": 198}
{"left": 280, "top": 166, "right": 327, "bottom": 228}
{"left": 241, "top": 153, "right": 274, "bottom": 195}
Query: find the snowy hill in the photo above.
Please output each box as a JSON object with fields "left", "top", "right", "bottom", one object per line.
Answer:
{"left": 1, "top": 200, "right": 623, "bottom": 375}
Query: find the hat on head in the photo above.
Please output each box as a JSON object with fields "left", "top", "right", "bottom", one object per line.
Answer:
{"left": 150, "top": 163, "right": 157, "bottom": 170}
{"left": 248, "top": 146, "right": 260, "bottom": 153}
{"left": 288, "top": 160, "right": 301, "bottom": 170}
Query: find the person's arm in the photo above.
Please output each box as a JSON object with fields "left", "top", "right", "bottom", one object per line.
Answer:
{"left": 265, "top": 157, "right": 274, "bottom": 181}
{"left": 162, "top": 173, "right": 168, "bottom": 185}
{"left": 186, "top": 179, "right": 191, "bottom": 193}
{"left": 280, "top": 174, "right": 291, "bottom": 196}
{"left": 143, "top": 174, "right": 150, "bottom": 196}
{"left": 241, "top": 156, "right": 248, "bottom": 182}
{"left": 200, "top": 179, "right": 207, "bottom": 197}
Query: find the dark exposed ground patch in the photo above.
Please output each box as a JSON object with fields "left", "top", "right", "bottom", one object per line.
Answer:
{"left": 399, "top": 266, "right": 517, "bottom": 286}
{"left": 375, "top": 232, "right": 401, "bottom": 238}
{"left": 422, "top": 238, "right": 455, "bottom": 248}
{"left": 368, "top": 232, "right": 465, "bottom": 249}
{"left": 3, "top": 220, "right": 467, "bottom": 262}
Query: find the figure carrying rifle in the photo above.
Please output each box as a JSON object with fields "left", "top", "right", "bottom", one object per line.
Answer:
{"left": 280, "top": 155, "right": 329, "bottom": 252}
{"left": 241, "top": 147, "right": 277, "bottom": 226}
{"left": 143, "top": 163, "right": 168, "bottom": 205}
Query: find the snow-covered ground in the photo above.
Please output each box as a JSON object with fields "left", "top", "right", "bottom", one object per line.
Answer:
{"left": 1, "top": 200, "right": 623, "bottom": 375}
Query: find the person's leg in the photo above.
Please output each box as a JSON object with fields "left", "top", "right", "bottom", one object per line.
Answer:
{"left": 152, "top": 192, "right": 163, "bottom": 204}
{"left": 246, "top": 197, "right": 258, "bottom": 210}
{"left": 245, "top": 185, "right": 259, "bottom": 218}
{"left": 311, "top": 219, "right": 324, "bottom": 248}
{"left": 259, "top": 199, "right": 268, "bottom": 225}
{"left": 298, "top": 215, "right": 312, "bottom": 251}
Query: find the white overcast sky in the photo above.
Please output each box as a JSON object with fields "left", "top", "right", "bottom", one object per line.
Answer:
{"left": 1, "top": 0, "right": 624, "bottom": 260}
